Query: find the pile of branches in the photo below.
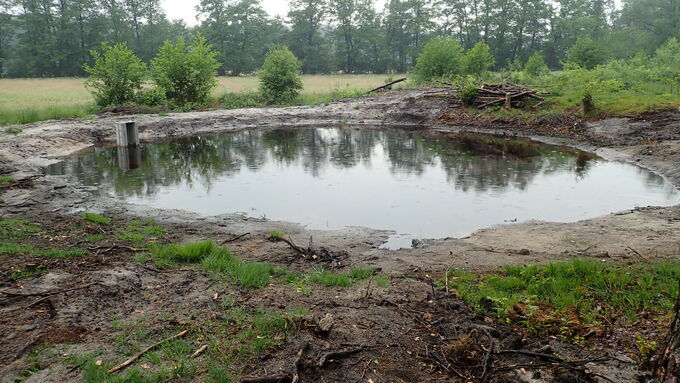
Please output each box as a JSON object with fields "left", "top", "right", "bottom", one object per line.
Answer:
{"left": 472, "top": 83, "right": 545, "bottom": 109}
{"left": 440, "top": 81, "right": 546, "bottom": 109}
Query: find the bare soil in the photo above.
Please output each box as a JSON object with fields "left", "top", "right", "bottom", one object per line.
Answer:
{"left": 1, "top": 89, "right": 679, "bottom": 382}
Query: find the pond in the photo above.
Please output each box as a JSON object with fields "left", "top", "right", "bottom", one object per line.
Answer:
{"left": 47, "top": 128, "right": 680, "bottom": 249}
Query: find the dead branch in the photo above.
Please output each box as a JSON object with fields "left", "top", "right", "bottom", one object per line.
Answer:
{"left": 221, "top": 233, "right": 250, "bottom": 244}
{"left": 108, "top": 330, "right": 189, "bottom": 374}
{"left": 368, "top": 78, "right": 407, "bottom": 93}
{"left": 480, "top": 330, "right": 494, "bottom": 381}
{"left": 241, "top": 375, "right": 291, "bottom": 383}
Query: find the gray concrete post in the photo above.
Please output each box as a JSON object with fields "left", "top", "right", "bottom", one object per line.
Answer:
{"left": 116, "top": 121, "right": 139, "bottom": 147}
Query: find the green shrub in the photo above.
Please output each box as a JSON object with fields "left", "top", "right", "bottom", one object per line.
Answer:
{"left": 463, "top": 41, "right": 496, "bottom": 77}
{"left": 413, "top": 38, "right": 464, "bottom": 82}
{"left": 84, "top": 43, "right": 147, "bottom": 107}
{"left": 564, "top": 37, "right": 609, "bottom": 70}
{"left": 218, "top": 91, "right": 263, "bottom": 109}
{"left": 151, "top": 33, "right": 221, "bottom": 105}
{"left": 459, "top": 81, "right": 479, "bottom": 106}
{"left": 524, "top": 52, "right": 549, "bottom": 77}
{"left": 653, "top": 38, "right": 680, "bottom": 94}
{"left": 258, "top": 46, "right": 303, "bottom": 105}
{"left": 136, "top": 87, "right": 167, "bottom": 107}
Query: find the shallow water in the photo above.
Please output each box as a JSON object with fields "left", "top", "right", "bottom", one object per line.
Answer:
{"left": 47, "top": 128, "right": 680, "bottom": 249}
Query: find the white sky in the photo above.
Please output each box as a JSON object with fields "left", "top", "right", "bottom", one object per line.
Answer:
{"left": 161, "top": 0, "right": 290, "bottom": 25}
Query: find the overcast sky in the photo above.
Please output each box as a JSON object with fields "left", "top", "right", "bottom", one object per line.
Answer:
{"left": 161, "top": 0, "right": 290, "bottom": 25}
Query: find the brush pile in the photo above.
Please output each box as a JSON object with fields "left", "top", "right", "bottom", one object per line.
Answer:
{"left": 439, "top": 82, "right": 546, "bottom": 109}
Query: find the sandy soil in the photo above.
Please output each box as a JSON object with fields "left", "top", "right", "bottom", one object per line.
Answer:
{"left": 1, "top": 89, "right": 679, "bottom": 382}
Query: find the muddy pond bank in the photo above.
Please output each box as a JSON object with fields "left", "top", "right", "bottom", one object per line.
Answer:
{"left": 1, "top": 89, "right": 679, "bottom": 382}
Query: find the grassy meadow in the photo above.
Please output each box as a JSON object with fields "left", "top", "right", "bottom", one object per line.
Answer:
{"left": 0, "top": 75, "right": 402, "bottom": 126}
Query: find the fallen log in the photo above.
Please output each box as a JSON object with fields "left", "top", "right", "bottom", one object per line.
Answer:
{"left": 367, "top": 78, "right": 407, "bottom": 93}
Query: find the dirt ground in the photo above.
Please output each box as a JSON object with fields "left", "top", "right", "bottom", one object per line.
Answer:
{"left": 1, "top": 89, "right": 679, "bottom": 382}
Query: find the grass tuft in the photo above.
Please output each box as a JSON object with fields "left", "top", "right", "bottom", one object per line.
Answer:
{"left": 151, "top": 240, "right": 274, "bottom": 288}
{"left": 0, "top": 176, "right": 16, "bottom": 183}
{"left": 310, "top": 266, "right": 375, "bottom": 287}
{"left": 83, "top": 212, "right": 111, "bottom": 225}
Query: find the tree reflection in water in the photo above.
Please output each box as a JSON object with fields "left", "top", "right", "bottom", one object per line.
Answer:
{"left": 49, "top": 128, "right": 661, "bottom": 199}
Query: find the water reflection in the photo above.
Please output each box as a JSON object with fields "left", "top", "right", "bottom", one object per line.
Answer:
{"left": 117, "top": 147, "right": 142, "bottom": 171}
{"left": 46, "top": 128, "right": 680, "bottom": 248}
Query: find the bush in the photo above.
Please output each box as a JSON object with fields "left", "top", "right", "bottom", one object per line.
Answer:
{"left": 413, "top": 38, "right": 464, "bottom": 82}
{"left": 84, "top": 43, "right": 147, "bottom": 107}
{"left": 460, "top": 81, "right": 479, "bottom": 106}
{"left": 564, "top": 37, "right": 609, "bottom": 70}
{"left": 136, "top": 87, "right": 167, "bottom": 107}
{"left": 653, "top": 38, "right": 680, "bottom": 94}
{"left": 151, "top": 33, "right": 221, "bottom": 105}
{"left": 524, "top": 52, "right": 549, "bottom": 77}
{"left": 258, "top": 46, "right": 303, "bottom": 105}
{"left": 463, "top": 41, "right": 495, "bottom": 77}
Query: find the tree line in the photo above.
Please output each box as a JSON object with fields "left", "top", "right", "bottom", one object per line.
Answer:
{"left": 0, "top": 0, "right": 678, "bottom": 78}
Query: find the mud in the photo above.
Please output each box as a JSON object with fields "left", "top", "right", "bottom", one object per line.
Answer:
{"left": 1, "top": 89, "right": 679, "bottom": 382}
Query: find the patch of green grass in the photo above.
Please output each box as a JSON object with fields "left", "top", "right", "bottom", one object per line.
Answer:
{"left": 3, "top": 127, "right": 22, "bottom": 134}
{"left": 0, "top": 175, "right": 15, "bottom": 183}
{"left": 446, "top": 259, "right": 680, "bottom": 335}
{"left": 10, "top": 265, "right": 46, "bottom": 281}
{"left": 119, "top": 219, "right": 166, "bottom": 244}
{"left": 224, "top": 307, "right": 306, "bottom": 356}
{"left": 151, "top": 240, "right": 275, "bottom": 288}
{"left": 85, "top": 233, "right": 107, "bottom": 242}
{"left": 310, "top": 266, "right": 375, "bottom": 287}
{"left": 269, "top": 230, "right": 284, "bottom": 239}
{"left": 0, "top": 243, "right": 86, "bottom": 258}
{"left": 0, "top": 104, "right": 94, "bottom": 126}
{"left": 0, "top": 219, "right": 40, "bottom": 240}
{"left": 82, "top": 360, "right": 156, "bottom": 383}
{"left": 82, "top": 212, "right": 111, "bottom": 225}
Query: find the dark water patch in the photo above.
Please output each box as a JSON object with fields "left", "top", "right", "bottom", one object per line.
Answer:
{"left": 47, "top": 128, "right": 680, "bottom": 249}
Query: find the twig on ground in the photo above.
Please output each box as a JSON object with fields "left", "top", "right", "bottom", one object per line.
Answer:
{"left": 108, "top": 329, "right": 189, "bottom": 374}
{"left": 190, "top": 345, "right": 208, "bottom": 358}
{"left": 221, "top": 233, "right": 250, "bottom": 244}
{"left": 480, "top": 330, "right": 494, "bottom": 381}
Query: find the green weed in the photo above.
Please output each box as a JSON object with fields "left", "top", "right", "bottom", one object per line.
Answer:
{"left": 3, "top": 127, "right": 22, "bottom": 134}
{"left": 83, "top": 212, "right": 111, "bottom": 225}
{"left": 0, "top": 175, "right": 15, "bottom": 183}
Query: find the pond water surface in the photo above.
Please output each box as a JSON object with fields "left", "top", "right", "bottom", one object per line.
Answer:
{"left": 47, "top": 128, "right": 680, "bottom": 249}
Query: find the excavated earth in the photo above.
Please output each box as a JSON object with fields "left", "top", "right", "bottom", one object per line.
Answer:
{"left": 0, "top": 89, "right": 679, "bottom": 382}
